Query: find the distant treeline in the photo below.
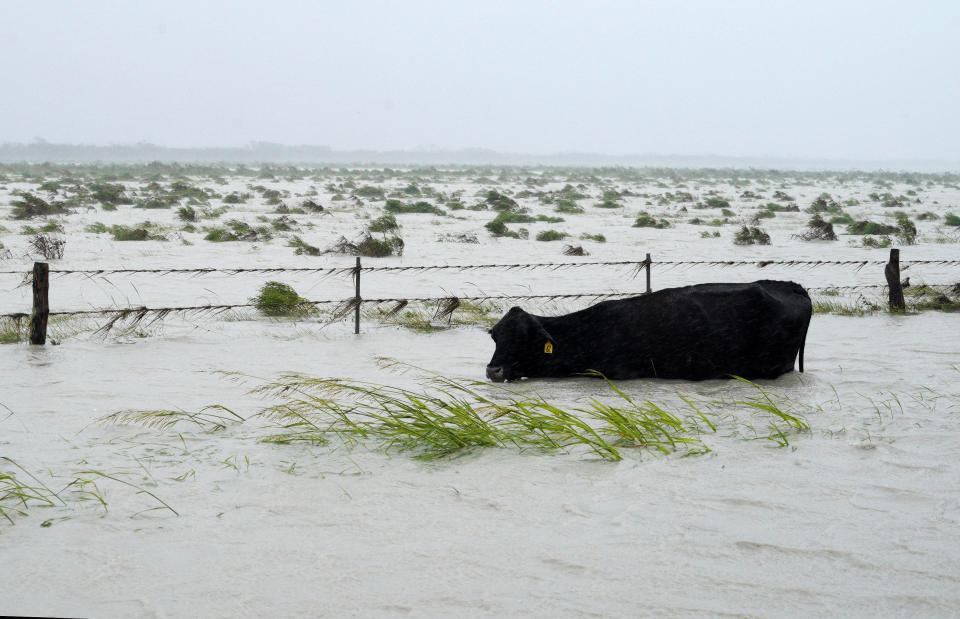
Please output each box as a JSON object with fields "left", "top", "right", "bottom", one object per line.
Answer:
{"left": 1, "top": 141, "right": 957, "bottom": 172}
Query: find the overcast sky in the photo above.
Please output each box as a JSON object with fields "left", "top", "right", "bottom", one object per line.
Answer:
{"left": 2, "top": 1, "right": 958, "bottom": 160}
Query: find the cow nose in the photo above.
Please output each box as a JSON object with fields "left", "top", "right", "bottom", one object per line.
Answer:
{"left": 486, "top": 365, "right": 505, "bottom": 382}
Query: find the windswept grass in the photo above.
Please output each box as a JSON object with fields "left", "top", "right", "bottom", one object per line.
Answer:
{"left": 535, "top": 229, "right": 568, "bottom": 241}
{"left": 100, "top": 405, "right": 244, "bottom": 432}
{"left": 108, "top": 372, "right": 812, "bottom": 462}
{"left": 633, "top": 212, "right": 671, "bottom": 229}
{"left": 288, "top": 235, "right": 321, "bottom": 256}
{"left": 733, "top": 225, "right": 771, "bottom": 245}
{"left": 1, "top": 457, "right": 178, "bottom": 525}
{"left": 0, "top": 457, "right": 64, "bottom": 524}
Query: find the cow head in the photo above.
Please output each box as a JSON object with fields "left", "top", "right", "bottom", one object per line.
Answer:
{"left": 486, "top": 307, "right": 556, "bottom": 382}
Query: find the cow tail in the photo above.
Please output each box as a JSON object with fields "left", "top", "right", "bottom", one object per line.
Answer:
{"left": 799, "top": 312, "right": 811, "bottom": 373}
{"left": 799, "top": 335, "right": 805, "bottom": 373}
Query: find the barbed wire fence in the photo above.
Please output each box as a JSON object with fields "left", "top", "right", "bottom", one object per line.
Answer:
{"left": 2, "top": 251, "right": 958, "bottom": 344}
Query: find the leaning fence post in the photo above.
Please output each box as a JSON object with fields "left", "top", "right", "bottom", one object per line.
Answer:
{"left": 645, "top": 253, "right": 652, "bottom": 294}
{"left": 30, "top": 262, "right": 49, "bottom": 345}
{"left": 885, "top": 248, "right": 905, "bottom": 311}
{"left": 354, "top": 256, "right": 362, "bottom": 334}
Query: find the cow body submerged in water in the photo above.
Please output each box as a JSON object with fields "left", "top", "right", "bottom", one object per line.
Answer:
{"left": 486, "top": 280, "right": 812, "bottom": 382}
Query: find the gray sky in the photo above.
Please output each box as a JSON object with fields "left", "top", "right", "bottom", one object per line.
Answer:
{"left": 2, "top": 0, "right": 958, "bottom": 160}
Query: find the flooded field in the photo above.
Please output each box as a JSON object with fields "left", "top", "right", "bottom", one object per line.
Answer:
{"left": 2, "top": 164, "right": 959, "bottom": 617}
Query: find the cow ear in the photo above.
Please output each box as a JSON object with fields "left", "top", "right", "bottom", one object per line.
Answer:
{"left": 530, "top": 315, "right": 555, "bottom": 354}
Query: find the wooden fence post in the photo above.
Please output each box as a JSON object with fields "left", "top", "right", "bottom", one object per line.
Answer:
{"left": 885, "top": 248, "right": 905, "bottom": 311}
{"left": 30, "top": 262, "right": 49, "bottom": 345}
{"left": 354, "top": 256, "right": 361, "bottom": 334}
{"left": 645, "top": 253, "right": 652, "bottom": 294}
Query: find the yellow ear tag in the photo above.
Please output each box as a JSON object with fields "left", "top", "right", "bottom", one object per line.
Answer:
{"left": 544, "top": 341, "right": 554, "bottom": 354}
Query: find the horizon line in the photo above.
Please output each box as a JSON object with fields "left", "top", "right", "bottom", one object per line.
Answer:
{"left": 1, "top": 140, "right": 958, "bottom": 172}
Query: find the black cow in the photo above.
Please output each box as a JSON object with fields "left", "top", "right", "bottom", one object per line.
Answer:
{"left": 486, "top": 280, "right": 812, "bottom": 382}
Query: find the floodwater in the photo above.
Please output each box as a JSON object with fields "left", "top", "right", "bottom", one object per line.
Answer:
{"left": 1, "top": 171, "right": 959, "bottom": 617}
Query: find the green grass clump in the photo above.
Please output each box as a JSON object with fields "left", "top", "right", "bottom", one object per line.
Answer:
{"left": 111, "top": 224, "right": 165, "bottom": 241}
{"left": 201, "top": 206, "right": 229, "bottom": 220}
{"left": 113, "top": 227, "right": 149, "bottom": 241}
{"left": 812, "top": 299, "right": 877, "bottom": 316}
{"left": 689, "top": 217, "right": 728, "bottom": 226}
{"left": 384, "top": 199, "right": 444, "bottom": 215}
{"left": 702, "top": 196, "right": 731, "bottom": 209}
{"left": 943, "top": 213, "right": 960, "bottom": 226}
{"left": 368, "top": 213, "right": 399, "bottom": 232}
{"left": 764, "top": 202, "right": 799, "bottom": 212}
{"left": 806, "top": 193, "right": 842, "bottom": 214}
{"left": 204, "top": 220, "right": 272, "bottom": 242}
{"left": 904, "top": 285, "right": 960, "bottom": 312}
{"left": 203, "top": 227, "right": 232, "bottom": 242}
{"left": 484, "top": 190, "right": 520, "bottom": 211}
{"left": 733, "top": 226, "right": 771, "bottom": 245}
{"left": 328, "top": 233, "right": 405, "bottom": 257}
{"left": 1, "top": 315, "right": 86, "bottom": 346}
{"left": 861, "top": 235, "right": 892, "bottom": 248}
{"left": 483, "top": 219, "right": 517, "bottom": 238}
{"left": 895, "top": 213, "right": 918, "bottom": 245}
{"left": 85, "top": 222, "right": 109, "bottom": 234}
{"left": 485, "top": 212, "right": 533, "bottom": 238}
{"left": 354, "top": 185, "right": 385, "bottom": 199}
{"left": 0, "top": 318, "right": 24, "bottom": 344}
{"left": 288, "top": 235, "right": 321, "bottom": 256}
{"left": 357, "top": 234, "right": 404, "bottom": 257}
{"left": 580, "top": 233, "right": 606, "bottom": 242}
{"left": 222, "top": 192, "right": 246, "bottom": 204}
{"left": 11, "top": 192, "right": 67, "bottom": 219}
{"left": 391, "top": 311, "right": 445, "bottom": 333}
{"left": 88, "top": 182, "right": 131, "bottom": 207}
{"left": 555, "top": 199, "right": 584, "bottom": 214}
{"left": 177, "top": 206, "right": 198, "bottom": 222}
{"left": 270, "top": 216, "right": 297, "bottom": 232}
{"left": 31, "top": 221, "right": 64, "bottom": 233}
{"left": 535, "top": 229, "right": 568, "bottom": 242}
{"left": 829, "top": 212, "right": 854, "bottom": 225}
{"left": 633, "top": 212, "right": 670, "bottom": 228}
{"left": 847, "top": 220, "right": 897, "bottom": 235}
{"left": 251, "top": 281, "right": 316, "bottom": 317}
{"left": 494, "top": 211, "right": 535, "bottom": 224}
{"left": 135, "top": 197, "right": 174, "bottom": 209}
{"left": 797, "top": 214, "right": 837, "bottom": 241}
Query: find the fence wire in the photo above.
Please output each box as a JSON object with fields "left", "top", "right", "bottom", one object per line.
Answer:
{"left": 2, "top": 258, "right": 960, "bottom": 278}
{"left": 4, "top": 283, "right": 958, "bottom": 330}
